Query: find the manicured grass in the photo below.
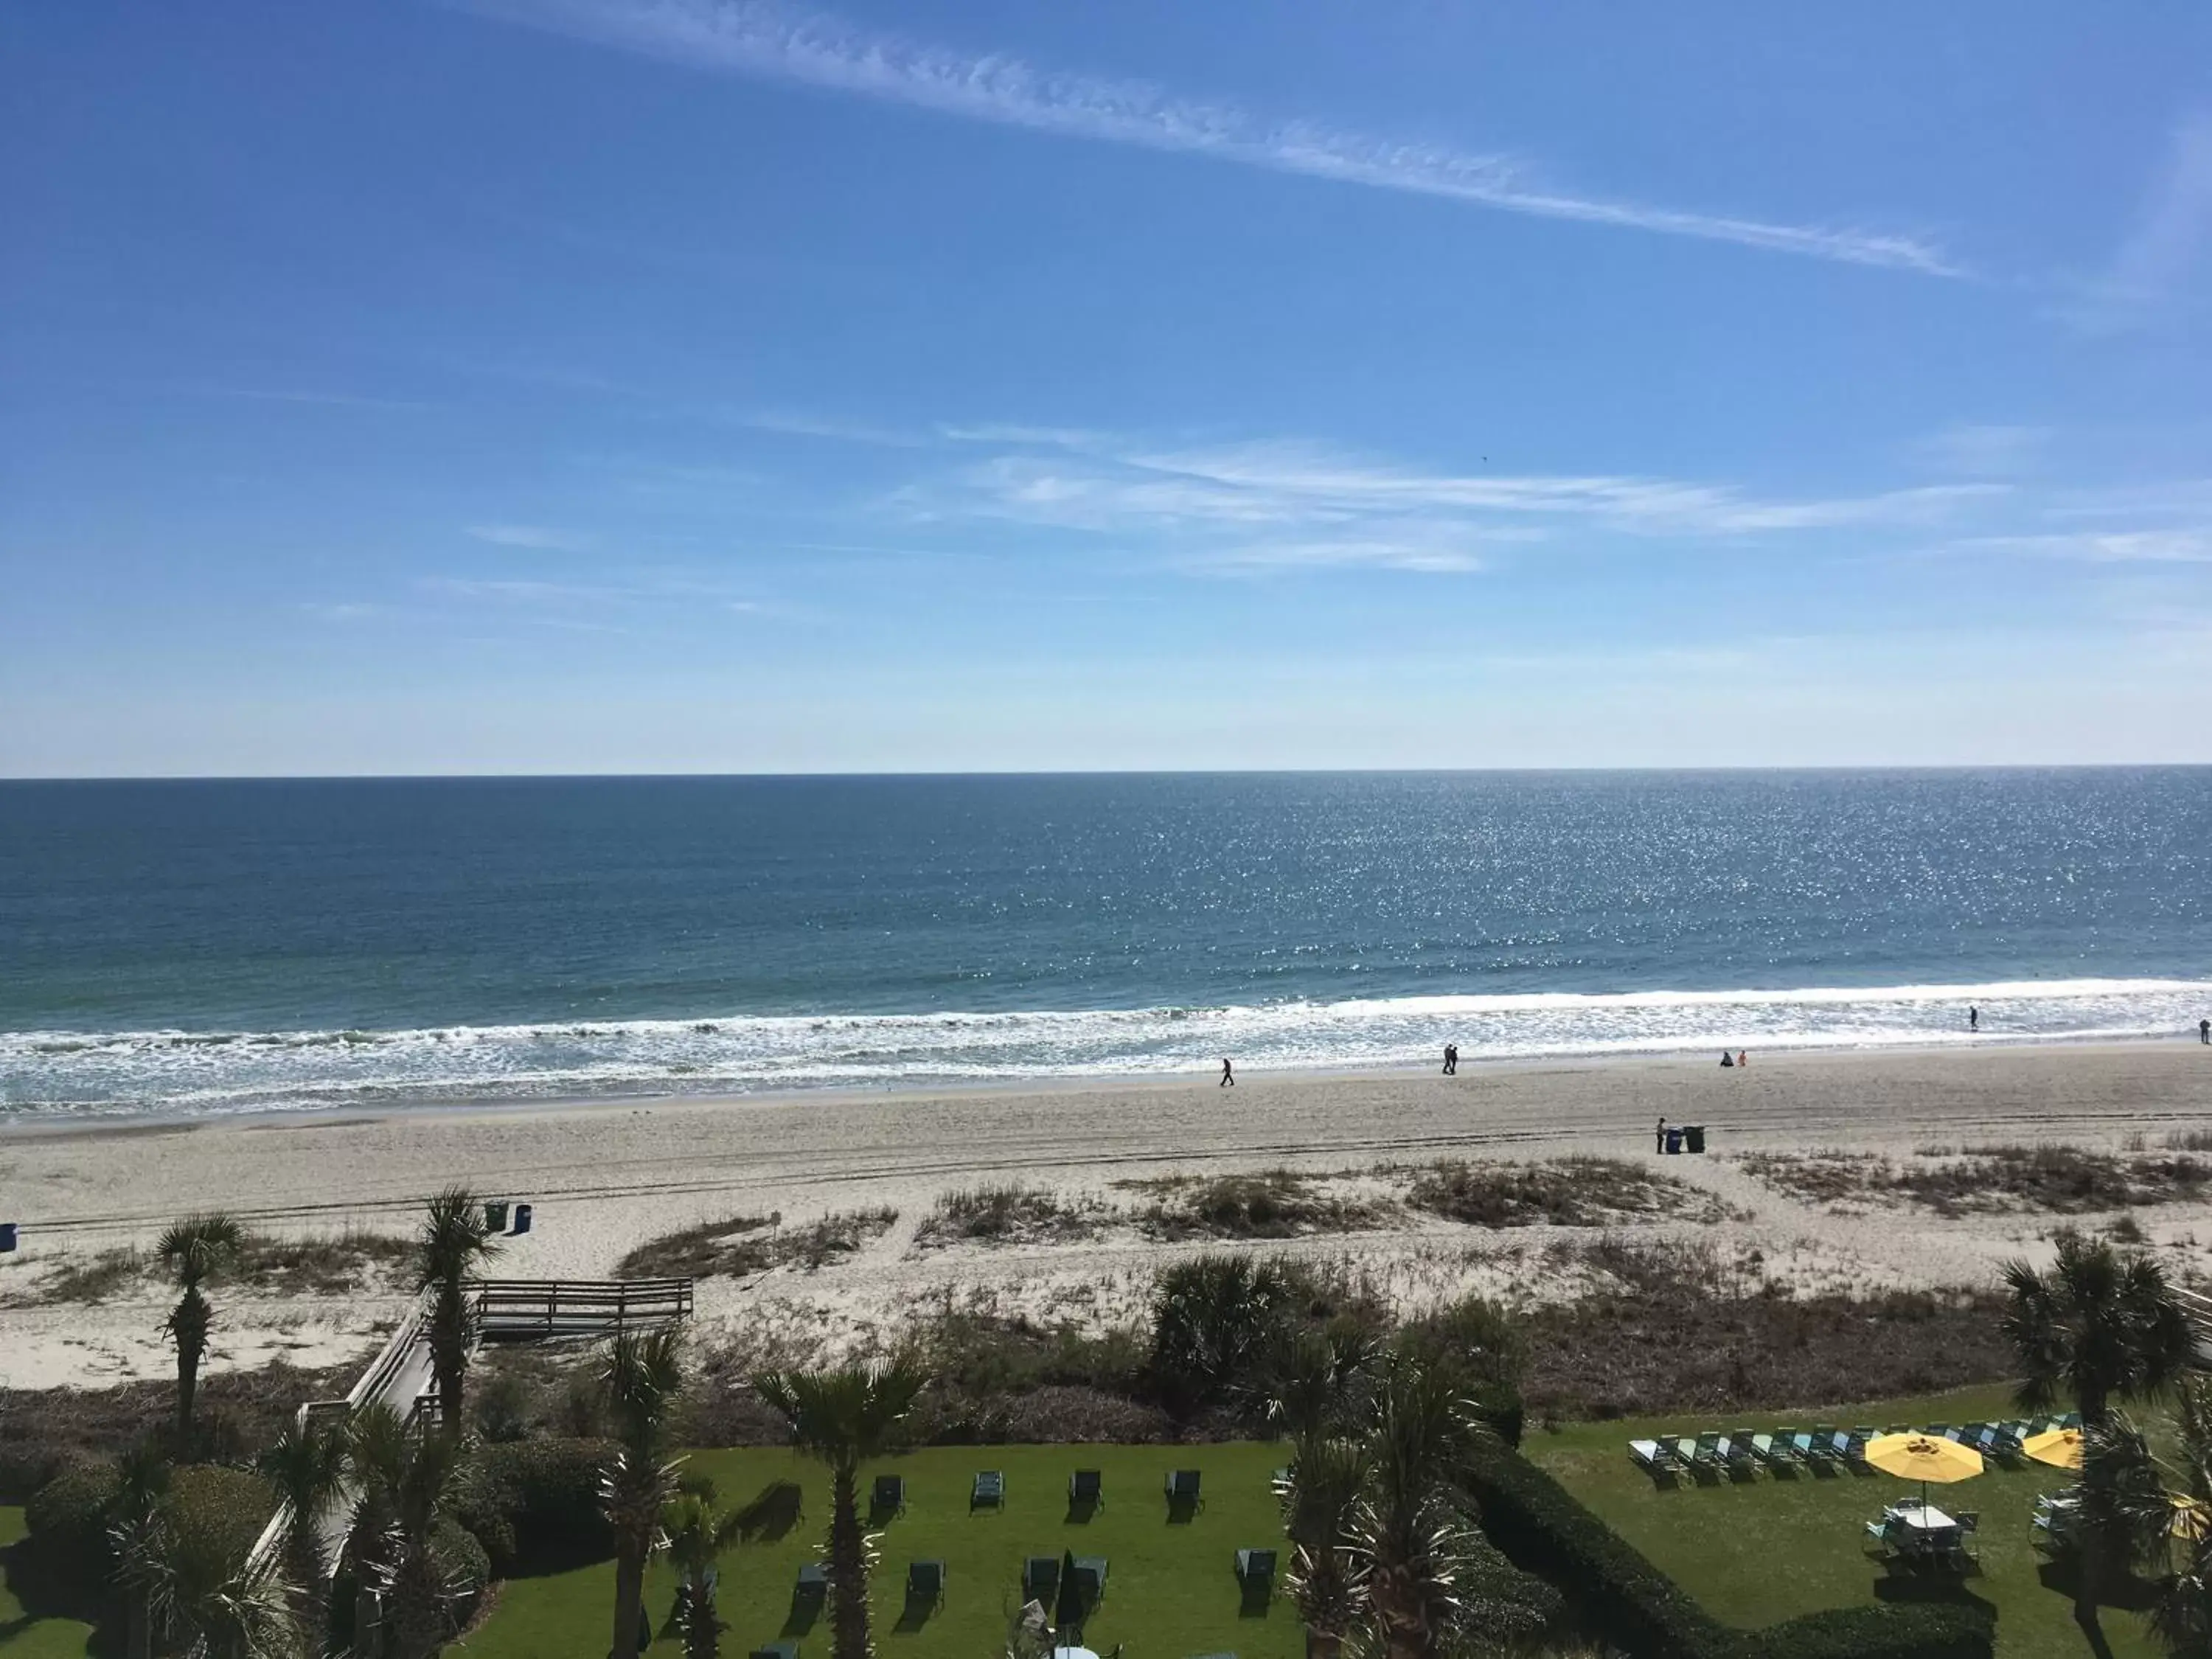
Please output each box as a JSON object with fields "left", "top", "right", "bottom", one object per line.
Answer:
{"left": 1526, "top": 1383, "right": 2159, "bottom": 1659}
{"left": 465, "top": 1442, "right": 1299, "bottom": 1658}
{"left": 0, "top": 1508, "right": 96, "bottom": 1659}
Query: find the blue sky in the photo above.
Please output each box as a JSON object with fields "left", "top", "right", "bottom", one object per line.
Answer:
{"left": 4, "top": 1, "right": 2210, "bottom": 773}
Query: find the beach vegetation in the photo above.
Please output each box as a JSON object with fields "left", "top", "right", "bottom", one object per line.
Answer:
{"left": 1149, "top": 1253, "right": 1305, "bottom": 1419}
{"left": 601, "top": 1327, "right": 688, "bottom": 1659}
{"left": 1125, "top": 1168, "right": 1396, "bottom": 1240}
{"left": 1741, "top": 1146, "right": 2212, "bottom": 1217}
{"left": 915, "top": 1184, "right": 1101, "bottom": 1248}
{"left": 754, "top": 1357, "right": 927, "bottom": 1659}
{"left": 618, "top": 1208, "right": 896, "bottom": 1279}
{"left": 156, "top": 1214, "right": 243, "bottom": 1448}
{"left": 414, "top": 1186, "right": 501, "bottom": 1433}
{"left": 1402, "top": 1155, "right": 1721, "bottom": 1228}
{"left": 2002, "top": 1229, "right": 2194, "bottom": 1427}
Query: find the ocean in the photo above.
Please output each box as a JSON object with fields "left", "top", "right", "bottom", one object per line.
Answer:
{"left": 2, "top": 771, "right": 2208, "bottom": 1121}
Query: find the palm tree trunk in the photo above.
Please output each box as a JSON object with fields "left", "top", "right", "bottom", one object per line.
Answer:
{"left": 125, "top": 1587, "right": 152, "bottom": 1659}
{"left": 286, "top": 1523, "right": 327, "bottom": 1647}
{"left": 829, "top": 1462, "right": 870, "bottom": 1659}
{"left": 611, "top": 1534, "right": 647, "bottom": 1659}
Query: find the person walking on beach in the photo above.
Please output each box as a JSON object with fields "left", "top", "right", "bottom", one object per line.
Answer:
{"left": 1969, "top": 1006, "right": 1979, "bottom": 1032}
{"left": 1220, "top": 1057, "right": 1234, "bottom": 1088}
{"left": 1443, "top": 1043, "right": 1458, "bottom": 1076}
{"left": 2201, "top": 1018, "right": 2210, "bottom": 1046}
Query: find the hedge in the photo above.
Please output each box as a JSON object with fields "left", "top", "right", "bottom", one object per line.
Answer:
{"left": 455, "top": 1436, "right": 616, "bottom": 1573}
{"left": 1465, "top": 1442, "right": 1994, "bottom": 1659}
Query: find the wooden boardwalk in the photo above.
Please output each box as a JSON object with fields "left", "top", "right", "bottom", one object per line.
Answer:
{"left": 248, "top": 1276, "right": 693, "bottom": 1579}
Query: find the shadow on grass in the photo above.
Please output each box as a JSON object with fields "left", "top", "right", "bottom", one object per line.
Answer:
{"left": 736, "top": 1481, "right": 804, "bottom": 1543}
{"left": 1065, "top": 1495, "right": 1099, "bottom": 1525}
{"left": 892, "top": 1590, "right": 937, "bottom": 1633}
{"left": 2034, "top": 1559, "right": 2165, "bottom": 1614}
{"left": 778, "top": 1587, "right": 822, "bottom": 1639}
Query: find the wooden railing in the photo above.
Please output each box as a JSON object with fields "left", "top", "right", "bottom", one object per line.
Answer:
{"left": 472, "top": 1276, "right": 693, "bottom": 1340}
{"left": 243, "top": 1276, "right": 690, "bottom": 1578}
{"left": 2175, "top": 1286, "right": 2212, "bottom": 1366}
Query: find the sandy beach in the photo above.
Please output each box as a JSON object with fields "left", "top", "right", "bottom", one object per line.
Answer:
{"left": 4, "top": 1041, "right": 2211, "bottom": 1392}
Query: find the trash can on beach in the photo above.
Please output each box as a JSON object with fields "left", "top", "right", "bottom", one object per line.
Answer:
{"left": 483, "top": 1200, "right": 509, "bottom": 1233}
{"left": 1663, "top": 1127, "right": 1683, "bottom": 1155}
{"left": 0, "top": 1222, "right": 15, "bottom": 1253}
{"left": 510, "top": 1203, "right": 532, "bottom": 1236}
{"left": 1684, "top": 1125, "right": 1707, "bottom": 1154}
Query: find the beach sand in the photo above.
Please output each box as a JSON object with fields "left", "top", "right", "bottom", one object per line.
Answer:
{"left": 4, "top": 1041, "right": 2211, "bottom": 1391}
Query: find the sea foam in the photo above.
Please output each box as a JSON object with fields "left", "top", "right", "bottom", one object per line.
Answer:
{"left": 3, "top": 977, "right": 2206, "bottom": 1120}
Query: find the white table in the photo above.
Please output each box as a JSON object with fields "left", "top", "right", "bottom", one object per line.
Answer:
{"left": 1889, "top": 1503, "right": 1957, "bottom": 1531}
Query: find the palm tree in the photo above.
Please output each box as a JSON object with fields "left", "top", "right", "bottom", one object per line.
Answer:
{"left": 755, "top": 1357, "right": 927, "bottom": 1659}
{"left": 603, "top": 1326, "right": 688, "bottom": 1659}
{"left": 159, "top": 1213, "right": 243, "bottom": 1446}
{"left": 414, "top": 1187, "right": 499, "bottom": 1433}
{"left": 255, "top": 1413, "right": 351, "bottom": 1640}
{"left": 141, "top": 1495, "right": 300, "bottom": 1659}
{"left": 1279, "top": 1432, "right": 1368, "bottom": 1658}
{"left": 1351, "top": 1353, "right": 1484, "bottom": 1659}
{"left": 107, "top": 1440, "right": 173, "bottom": 1659}
{"left": 662, "top": 1484, "right": 745, "bottom": 1659}
{"left": 2002, "top": 1228, "right": 2194, "bottom": 1425}
{"left": 346, "top": 1401, "right": 467, "bottom": 1659}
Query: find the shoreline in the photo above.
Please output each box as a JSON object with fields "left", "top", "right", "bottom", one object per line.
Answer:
{"left": 5, "top": 1026, "right": 2207, "bottom": 1144}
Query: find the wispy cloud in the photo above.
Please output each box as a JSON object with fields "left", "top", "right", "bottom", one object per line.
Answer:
{"left": 918, "top": 431, "right": 2004, "bottom": 543}
{"left": 466, "top": 524, "right": 591, "bottom": 550}
{"left": 2057, "top": 112, "right": 2212, "bottom": 333}
{"left": 1915, "top": 423, "right": 2051, "bottom": 479}
{"left": 467, "top": 0, "right": 1961, "bottom": 276}
{"left": 1944, "top": 529, "right": 2212, "bottom": 564}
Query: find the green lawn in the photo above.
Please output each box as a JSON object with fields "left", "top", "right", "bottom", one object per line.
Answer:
{"left": 466, "top": 1443, "right": 1301, "bottom": 1659}
{"left": 1525, "top": 1383, "right": 2159, "bottom": 1659}
{"left": 0, "top": 1508, "right": 96, "bottom": 1659}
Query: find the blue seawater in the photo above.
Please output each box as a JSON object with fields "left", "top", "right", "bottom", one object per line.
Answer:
{"left": 1, "top": 771, "right": 2208, "bottom": 1118}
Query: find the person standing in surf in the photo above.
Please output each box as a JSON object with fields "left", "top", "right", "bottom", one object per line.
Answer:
{"left": 1969, "top": 1006, "right": 1979, "bottom": 1032}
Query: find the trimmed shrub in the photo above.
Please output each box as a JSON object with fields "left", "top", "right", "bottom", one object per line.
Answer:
{"left": 456, "top": 1436, "right": 615, "bottom": 1573}
{"left": 24, "top": 1461, "right": 122, "bottom": 1604}
{"left": 431, "top": 1517, "right": 493, "bottom": 1622}
{"left": 1463, "top": 1440, "right": 1731, "bottom": 1659}
{"left": 0, "top": 1441, "right": 78, "bottom": 1506}
{"left": 1459, "top": 1530, "right": 1565, "bottom": 1648}
{"left": 1752, "top": 1604, "right": 1994, "bottom": 1659}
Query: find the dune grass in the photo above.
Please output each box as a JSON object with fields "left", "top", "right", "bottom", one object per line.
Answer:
{"left": 0, "top": 1507, "right": 95, "bottom": 1658}
{"left": 463, "top": 1441, "right": 1299, "bottom": 1658}
{"left": 1525, "top": 1382, "right": 2159, "bottom": 1659}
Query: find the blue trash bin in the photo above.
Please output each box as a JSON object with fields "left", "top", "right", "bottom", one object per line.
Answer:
{"left": 1663, "top": 1127, "right": 1683, "bottom": 1155}
{"left": 510, "top": 1203, "right": 532, "bottom": 1236}
{"left": 0, "top": 1222, "right": 16, "bottom": 1253}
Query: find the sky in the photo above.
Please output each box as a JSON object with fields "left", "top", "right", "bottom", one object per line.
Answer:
{"left": 3, "top": 1, "right": 2211, "bottom": 775}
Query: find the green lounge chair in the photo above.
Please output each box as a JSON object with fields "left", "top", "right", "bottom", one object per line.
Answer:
{"left": 1074, "top": 1556, "right": 1108, "bottom": 1601}
{"left": 872, "top": 1473, "right": 906, "bottom": 1515}
{"left": 796, "top": 1561, "right": 827, "bottom": 1596}
{"left": 749, "top": 1645, "right": 798, "bottom": 1659}
{"left": 1236, "top": 1548, "right": 1277, "bottom": 1587}
{"left": 1166, "top": 1468, "right": 1203, "bottom": 1508}
{"left": 1023, "top": 1555, "right": 1060, "bottom": 1601}
{"left": 906, "top": 1559, "right": 945, "bottom": 1606}
{"left": 1070, "top": 1468, "right": 1105, "bottom": 1507}
{"left": 972, "top": 1470, "right": 1005, "bottom": 1510}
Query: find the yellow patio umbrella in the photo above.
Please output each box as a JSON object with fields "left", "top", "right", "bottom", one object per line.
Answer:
{"left": 1864, "top": 1432, "right": 1985, "bottom": 1511}
{"left": 2022, "top": 1427, "right": 2084, "bottom": 1470}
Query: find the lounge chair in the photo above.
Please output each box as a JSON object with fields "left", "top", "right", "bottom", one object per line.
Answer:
{"left": 1074, "top": 1556, "right": 1109, "bottom": 1600}
{"left": 1166, "top": 1468, "right": 1203, "bottom": 1508}
{"left": 972, "top": 1470, "right": 1005, "bottom": 1510}
{"left": 1236, "top": 1548, "right": 1277, "bottom": 1587}
{"left": 1726, "top": 1430, "right": 1762, "bottom": 1472}
{"left": 749, "top": 1645, "right": 798, "bottom": 1659}
{"left": 906, "top": 1559, "right": 945, "bottom": 1606}
{"left": 1070, "top": 1468, "right": 1104, "bottom": 1508}
{"left": 872, "top": 1473, "right": 906, "bottom": 1516}
{"left": 1023, "top": 1556, "right": 1060, "bottom": 1601}
{"left": 2061, "top": 1412, "right": 2083, "bottom": 1430}
{"left": 1629, "top": 1438, "right": 1669, "bottom": 1473}
{"left": 1955, "top": 1511, "right": 1979, "bottom": 1534}
{"left": 796, "top": 1561, "right": 827, "bottom": 1597}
